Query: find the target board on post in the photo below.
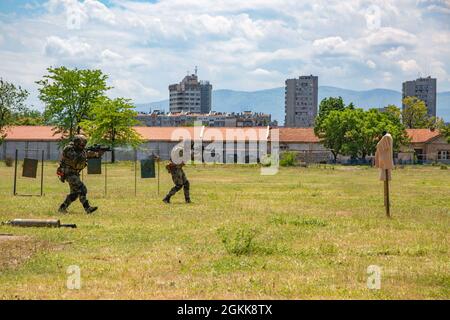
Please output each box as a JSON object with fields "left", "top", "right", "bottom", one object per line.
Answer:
{"left": 140, "top": 158, "right": 156, "bottom": 178}
{"left": 22, "top": 158, "right": 38, "bottom": 178}
{"left": 87, "top": 158, "right": 102, "bottom": 174}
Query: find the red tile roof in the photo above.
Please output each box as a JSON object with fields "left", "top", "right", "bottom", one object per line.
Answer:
{"left": 278, "top": 128, "right": 320, "bottom": 143}
{"left": 4, "top": 126, "right": 62, "bottom": 141}
{"left": 406, "top": 129, "right": 441, "bottom": 143}
{"left": 3, "top": 126, "right": 444, "bottom": 144}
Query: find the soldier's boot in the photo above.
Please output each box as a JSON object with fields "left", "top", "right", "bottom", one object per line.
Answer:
{"left": 185, "top": 198, "right": 191, "bottom": 204}
{"left": 85, "top": 206, "right": 98, "bottom": 214}
{"left": 83, "top": 201, "right": 98, "bottom": 214}
{"left": 58, "top": 203, "right": 68, "bottom": 214}
{"left": 163, "top": 196, "right": 171, "bottom": 204}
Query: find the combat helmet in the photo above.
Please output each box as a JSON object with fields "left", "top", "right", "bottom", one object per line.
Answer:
{"left": 73, "top": 134, "right": 87, "bottom": 150}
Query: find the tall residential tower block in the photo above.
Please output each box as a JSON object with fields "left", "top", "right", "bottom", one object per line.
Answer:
{"left": 285, "top": 75, "right": 318, "bottom": 127}
{"left": 169, "top": 72, "right": 212, "bottom": 114}
{"left": 402, "top": 76, "right": 437, "bottom": 117}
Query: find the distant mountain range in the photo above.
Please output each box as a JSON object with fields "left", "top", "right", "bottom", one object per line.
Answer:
{"left": 136, "top": 86, "right": 450, "bottom": 124}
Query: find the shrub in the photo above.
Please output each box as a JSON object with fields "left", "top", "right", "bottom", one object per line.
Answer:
{"left": 280, "top": 152, "right": 297, "bottom": 167}
{"left": 440, "top": 165, "right": 448, "bottom": 170}
{"left": 217, "top": 226, "right": 258, "bottom": 256}
{"left": 4, "top": 156, "right": 13, "bottom": 167}
{"left": 260, "top": 154, "right": 273, "bottom": 167}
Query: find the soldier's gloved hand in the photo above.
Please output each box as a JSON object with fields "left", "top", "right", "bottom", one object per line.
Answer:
{"left": 97, "top": 150, "right": 106, "bottom": 157}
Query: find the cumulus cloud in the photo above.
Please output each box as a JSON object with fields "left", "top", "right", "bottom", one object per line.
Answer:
{"left": 249, "top": 68, "right": 275, "bottom": 76}
{"left": 313, "top": 37, "right": 351, "bottom": 56}
{"left": 365, "top": 27, "right": 418, "bottom": 49}
{"left": 0, "top": 0, "right": 449, "bottom": 109}
{"left": 111, "top": 79, "right": 160, "bottom": 100}
{"left": 44, "top": 36, "right": 91, "bottom": 57}
{"left": 366, "top": 60, "right": 376, "bottom": 69}
{"left": 398, "top": 59, "right": 421, "bottom": 73}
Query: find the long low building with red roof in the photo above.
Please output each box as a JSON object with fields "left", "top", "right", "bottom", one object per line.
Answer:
{"left": 1, "top": 126, "right": 449, "bottom": 163}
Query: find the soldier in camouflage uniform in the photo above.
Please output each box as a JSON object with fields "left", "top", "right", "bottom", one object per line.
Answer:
{"left": 163, "top": 160, "right": 191, "bottom": 204}
{"left": 57, "top": 135, "right": 105, "bottom": 214}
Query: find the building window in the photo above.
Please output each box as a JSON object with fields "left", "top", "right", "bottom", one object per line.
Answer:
{"left": 438, "top": 150, "right": 449, "bottom": 160}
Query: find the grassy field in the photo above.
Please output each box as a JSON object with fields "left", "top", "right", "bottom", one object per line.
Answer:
{"left": 0, "top": 161, "right": 449, "bottom": 299}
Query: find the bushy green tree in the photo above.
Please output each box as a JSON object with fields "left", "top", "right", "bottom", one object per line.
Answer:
{"left": 11, "top": 108, "right": 45, "bottom": 126}
{"left": 315, "top": 97, "right": 352, "bottom": 161}
{"left": 314, "top": 96, "right": 346, "bottom": 132}
{"left": 402, "top": 96, "right": 430, "bottom": 129}
{"left": 343, "top": 109, "right": 409, "bottom": 161}
{"left": 80, "top": 97, "right": 143, "bottom": 163}
{"left": 438, "top": 123, "right": 450, "bottom": 143}
{"left": 36, "top": 67, "right": 110, "bottom": 143}
{"left": 0, "top": 78, "right": 29, "bottom": 143}
{"left": 315, "top": 98, "right": 409, "bottom": 162}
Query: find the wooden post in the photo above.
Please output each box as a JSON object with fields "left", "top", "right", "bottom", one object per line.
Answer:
{"left": 13, "top": 149, "right": 18, "bottom": 196}
{"left": 40, "top": 150, "right": 44, "bottom": 196}
{"left": 134, "top": 149, "right": 137, "bottom": 197}
{"left": 157, "top": 158, "right": 160, "bottom": 195}
{"left": 104, "top": 152, "right": 107, "bottom": 197}
{"left": 384, "top": 169, "right": 390, "bottom": 218}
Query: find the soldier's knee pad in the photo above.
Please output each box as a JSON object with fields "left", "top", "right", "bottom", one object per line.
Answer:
{"left": 175, "top": 184, "right": 183, "bottom": 191}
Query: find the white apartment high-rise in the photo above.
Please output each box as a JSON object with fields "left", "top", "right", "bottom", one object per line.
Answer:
{"left": 402, "top": 76, "right": 437, "bottom": 117}
{"left": 285, "top": 75, "right": 318, "bottom": 127}
{"left": 169, "top": 72, "right": 212, "bottom": 114}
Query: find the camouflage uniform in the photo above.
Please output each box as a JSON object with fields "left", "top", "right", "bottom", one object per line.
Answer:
{"left": 163, "top": 162, "right": 190, "bottom": 203}
{"left": 57, "top": 136, "right": 98, "bottom": 214}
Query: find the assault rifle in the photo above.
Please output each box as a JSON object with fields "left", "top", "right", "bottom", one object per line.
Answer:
{"left": 2, "top": 219, "right": 77, "bottom": 228}
{"left": 86, "top": 144, "right": 112, "bottom": 153}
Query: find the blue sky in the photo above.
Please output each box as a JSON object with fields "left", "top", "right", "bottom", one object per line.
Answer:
{"left": 0, "top": 0, "right": 449, "bottom": 108}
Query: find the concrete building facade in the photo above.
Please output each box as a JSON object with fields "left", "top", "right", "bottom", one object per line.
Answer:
{"left": 285, "top": 75, "right": 318, "bottom": 127}
{"left": 402, "top": 76, "right": 437, "bottom": 117}
{"left": 136, "top": 111, "right": 274, "bottom": 128}
{"left": 169, "top": 73, "right": 212, "bottom": 114}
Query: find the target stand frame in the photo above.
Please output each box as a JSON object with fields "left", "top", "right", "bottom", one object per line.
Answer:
{"left": 13, "top": 149, "right": 45, "bottom": 197}
{"left": 134, "top": 149, "right": 161, "bottom": 197}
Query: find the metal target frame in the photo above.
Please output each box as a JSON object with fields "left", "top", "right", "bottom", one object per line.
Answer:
{"left": 13, "top": 149, "right": 45, "bottom": 197}
{"left": 82, "top": 151, "right": 110, "bottom": 198}
{"left": 133, "top": 148, "right": 161, "bottom": 197}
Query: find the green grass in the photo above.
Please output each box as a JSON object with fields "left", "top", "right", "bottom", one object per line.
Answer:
{"left": 0, "top": 162, "right": 449, "bottom": 299}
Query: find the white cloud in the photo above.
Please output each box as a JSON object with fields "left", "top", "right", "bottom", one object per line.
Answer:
{"left": 0, "top": 0, "right": 449, "bottom": 109}
{"left": 111, "top": 79, "right": 160, "bottom": 101}
{"left": 366, "top": 60, "right": 376, "bottom": 69}
{"left": 100, "top": 49, "right": 122, "bottom": 61}
{"left": 398, "top": 59, "right": 421, "bottom": 73}
{"left": 313, "top": 37, "right": 347, "bottom": 53}
{"left": 382, "top": 46, "right": 405, "bottom": 59}
{"left": 249, "top": 68, "right": 274, "bottom": 76}
{"left": 44, "top": 36, "right": 91, "bottom": 57}
{"left": 365, "top": 27, "right": 418, "bottom": 49}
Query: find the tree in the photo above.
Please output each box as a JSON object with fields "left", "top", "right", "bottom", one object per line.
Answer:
{"left": 314, "top": 97, "right": 353, "bottom": 161}
{"left": 314, "top": 96, "right": 346, "bottom": 133}
{"left": 0, "top": 78, "right": 29, "bottom": 143}
{"left": 343, "top": 109, "right": 409, "bottom": 161}
{"left": 80, "top": 97, "right": 143, "bottom": 163}
{"left": 36, "top": 67, "right": 110, "bottom": 143}
{"left": 11, "top": 108, "right": 45, "bottom": 126}
{"left": 438, "top": 123, "right": 450, "bottom": 144}
{"left": 384, "top": 104, "right": 402, "bottom": 121}
{"left": 402, "top": 96, "right": 430, "bottom": 129}
{"left": 315, "top": 109, "right": 350, "bottom": 162}
{"left": 316, "top": 104, "right": 410, "bottom": 162}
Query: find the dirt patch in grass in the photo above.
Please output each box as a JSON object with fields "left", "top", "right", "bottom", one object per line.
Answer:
{"left": 0, "top": 235, "right": 51, "bottom": 271}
